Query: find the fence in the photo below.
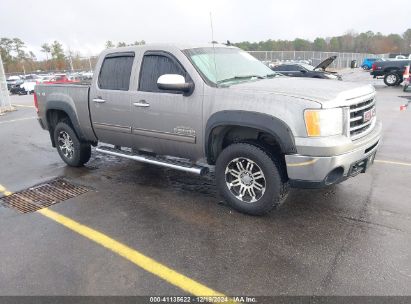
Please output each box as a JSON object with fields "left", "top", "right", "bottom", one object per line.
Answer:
{"left": 4, "top": 51, "right": 390, "bottom": 77}
{"left": 0, "top": 55, "right": 12, "bottom": 114}
{"left": 248, "top": 51, "right": 388, "bottom": 69}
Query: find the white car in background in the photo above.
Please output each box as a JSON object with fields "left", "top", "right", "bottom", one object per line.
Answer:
{"left": 37, "top": 75, "right": 55, "bottom": 83}
{"left": 20, "top": 80, "right": 37, "bottom": 94}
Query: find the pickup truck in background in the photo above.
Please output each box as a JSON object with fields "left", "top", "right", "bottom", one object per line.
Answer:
{"left": 35, "top": 44, "right": 382, "bottom": 215}
{"left": 360, "top": 57, "right": 381, "bottom": 70}
{"left": 370, "top": 59, "right": 411, "bottom": 86}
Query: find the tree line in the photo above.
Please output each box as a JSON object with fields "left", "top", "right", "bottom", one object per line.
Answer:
{"left": 2, "top": 29, "right": 411, "bottom": 74}
{"left": 0, "top": 39, "right": 145, "bottom": 74}
{"left": 234, "top": 29, "right": 411, "bottom": 54}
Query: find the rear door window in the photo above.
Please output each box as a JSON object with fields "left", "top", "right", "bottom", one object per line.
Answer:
{"left": 273, "top": 65, "right": 298, "bottom": 71}
{"left": 272, "top": 65, "right": 288, "bottom": 71}
{"left": 98, "top": 53, "right": 135, "bottom": 90}
{"left": 286, "top": 65, "right": 300, "bottom": 71}
{"left": 139, "top": 54, "right": 186, "bottom": 93}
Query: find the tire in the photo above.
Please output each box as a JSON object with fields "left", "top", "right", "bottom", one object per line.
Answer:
{"left": 395, "top": 76, "right": 403, "bottom": 86}
{"left": 215, "top": 143, "right": 289, "bottom": 216}
{"left": 362, "top": 65, "right": 369, "bottom": 70}
{"left": 53, "top": 120, "right": 91, "bottom": 167}
{"left": 384, "top": 72, "right": 400, "bottom": 86}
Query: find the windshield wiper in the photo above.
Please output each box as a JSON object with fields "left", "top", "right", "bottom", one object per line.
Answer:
{"left": 266, "top": 73, "right": 278, "bottom": 78}
{"left": 217, "top": 75, "right": 265, "bottom": 84}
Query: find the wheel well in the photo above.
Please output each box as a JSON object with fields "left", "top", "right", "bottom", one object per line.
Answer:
{"left": 208, "top": 125, "right": 284, "bottom": 165}
{"left": 46, "top": 109, "right": 71, "bottom": 147}
{"left": 385, "top": 68, "right": 400, "bottom": 74}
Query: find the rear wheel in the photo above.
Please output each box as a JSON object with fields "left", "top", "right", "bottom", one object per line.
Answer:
{"left": 215, "top": 143, "right": 289, "bottom": 215}
{"left": 395, "top": 76, "right": 404, "bottom": 86}
{"left": 362, "top": 65, "right": 369, "bottom": 70}
{"left": 54, "top": 120, "right": 91, "bottom": 167}
{"left": 384, "top": 72, "right": 400, "bottom": 86}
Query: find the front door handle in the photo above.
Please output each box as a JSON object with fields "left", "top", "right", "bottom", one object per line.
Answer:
{"left": 133, "top": 100, "right": 150, "bottom": 107}
{"left": 93, "top": 98, "right": 106, "bottom": 103}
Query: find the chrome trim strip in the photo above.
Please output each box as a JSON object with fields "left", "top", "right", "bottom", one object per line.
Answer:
{"left": 131, "top": 128, "right": 196, "bottom": 144}
{"left": 350, "top": 100, "right": 375, "bottom": 113}
{"left": 350, "top": 119, "right": 373, "bottom": 132}
{"left": 350, "top": 116, "right": 362, "bottom": 122}
{"left": 93, "top": 122, "right": 131, "bottom": 133}
{"left": 351, "top": 118, "right": 377, "bottom": 140}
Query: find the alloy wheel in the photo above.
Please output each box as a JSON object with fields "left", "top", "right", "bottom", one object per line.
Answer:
{"left": 57, "top": 131, "right": 74, "bottom": 159}
{"left": 386, "top": 74, "right": 397, "bottom": 85}
{"left": 224, "top": 157, "right": 266, "bottom": 203}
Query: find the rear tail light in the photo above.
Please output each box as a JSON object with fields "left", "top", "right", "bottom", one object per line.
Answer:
{"left": 33, "top": 91, "right": 39, "bottom": 113}
{"left": 403, "top": 66, "right": 410, "bottom": 79}
{"left": 371, "top": 63, "right": 377, "bottom": 71}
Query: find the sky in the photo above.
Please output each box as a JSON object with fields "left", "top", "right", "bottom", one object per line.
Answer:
{"left": 1, "top": 0, "right": 410, "bottom": 59}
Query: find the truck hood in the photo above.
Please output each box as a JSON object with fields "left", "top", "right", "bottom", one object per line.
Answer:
{"left": 228, "top": 77, "right": 374, "bottom": 105}
{"left": 314, "top": 55, "right": 337, "bottom": 70}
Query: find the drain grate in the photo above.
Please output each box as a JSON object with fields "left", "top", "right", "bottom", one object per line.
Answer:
{"left": 0, "top": 179, "right": 90, "bottom": 213}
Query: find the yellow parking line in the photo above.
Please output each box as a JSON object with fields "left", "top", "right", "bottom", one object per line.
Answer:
{"left": 38, "top": 208, "right": 229, "bottom": 297}
{"left": 12, "top": 104, "right": 35, "bottom": 108}
{"left": 0, "top": 183, "right": 232, "bottom": 300}
{"left": 0, "top": 184, "right": 12, "bottom": 196}
{"left": 0, "top": 117, "right": 36, "bottom": 124}
{"left": 375, "top": 159, "right": 411, "bottom": 167}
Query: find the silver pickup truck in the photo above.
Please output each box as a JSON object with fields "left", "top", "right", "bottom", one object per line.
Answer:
{"left": 35, "top": 43, "right": 382, "bottom": 215}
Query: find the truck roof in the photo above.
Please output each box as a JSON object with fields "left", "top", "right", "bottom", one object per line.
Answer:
{"left": 100, "top": 43, "right": 236, "bottom": 56}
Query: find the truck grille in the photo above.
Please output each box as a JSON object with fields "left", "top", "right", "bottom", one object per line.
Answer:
{"left": 349, "top": 98, "right": 376, "bottom": 139}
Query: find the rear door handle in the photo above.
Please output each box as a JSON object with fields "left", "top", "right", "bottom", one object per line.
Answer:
{"left": 133, "top": 100, "right": 150, "bottom": 107}
{"left": 93, "top": 98, "right": 106, "bottom": 103}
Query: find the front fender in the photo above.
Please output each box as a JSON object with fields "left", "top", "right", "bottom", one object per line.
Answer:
{"left": 205, "top": 110, "right": 296, "bottom": 163}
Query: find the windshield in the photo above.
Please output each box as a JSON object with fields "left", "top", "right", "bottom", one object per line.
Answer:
{"left": 183, "top": 47, "right": 276, "bottom": 86}
{"left": 299, "top": 63, "right": 314, "bottom": 71}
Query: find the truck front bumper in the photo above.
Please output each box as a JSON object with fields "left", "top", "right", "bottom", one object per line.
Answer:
{"left": 285, "top": 121, "right": 382, "bottom": 188}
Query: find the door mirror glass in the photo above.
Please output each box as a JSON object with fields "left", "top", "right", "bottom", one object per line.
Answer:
{"left": 157, "top": 74, "right": 193, "bottom": 93}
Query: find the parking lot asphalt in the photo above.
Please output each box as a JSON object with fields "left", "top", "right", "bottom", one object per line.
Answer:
{"left": 0, "top": 69, "right": 410, "bottom": 297}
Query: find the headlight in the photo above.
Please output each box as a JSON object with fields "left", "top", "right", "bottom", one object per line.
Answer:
{"left": 304, "top": 108, "right": 343, "bottom": 136}
{"left": 325, "top": 73, "right": 338, "bottom": 79}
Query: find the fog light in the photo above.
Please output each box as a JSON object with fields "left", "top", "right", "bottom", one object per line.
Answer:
{"left": 325, "top": 167, "right": 344, "bottom": 185}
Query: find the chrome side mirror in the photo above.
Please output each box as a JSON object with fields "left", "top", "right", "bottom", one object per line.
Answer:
{"left": 157, "top": 74, "right": 194, "bottom": 94}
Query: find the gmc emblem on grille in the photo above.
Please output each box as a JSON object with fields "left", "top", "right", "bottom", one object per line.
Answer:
{"left": 363, "top": 107, "right": 376, "bottom": 123}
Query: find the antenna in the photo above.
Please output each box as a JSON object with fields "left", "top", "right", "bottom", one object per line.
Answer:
{"left": 209, "top": 12, "right": 215, "bottom": 43}
{"left": 209, "top": 12, "right": 218, "bottom": 84}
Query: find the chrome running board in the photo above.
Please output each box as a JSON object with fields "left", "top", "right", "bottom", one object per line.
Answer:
{"left": 96, "top": 146, "right": 208, "bottom": 176}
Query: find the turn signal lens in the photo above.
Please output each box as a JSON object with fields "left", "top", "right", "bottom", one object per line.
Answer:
{"left": 304, "top": 108, "right": 343, "bottom": 137}
{"left": 304, "top": 110, "right": 321, "bottom": 136}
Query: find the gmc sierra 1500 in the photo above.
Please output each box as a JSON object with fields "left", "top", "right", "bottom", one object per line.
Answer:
{"left": 35, "top": 43, "right": 382, "bottom": 215}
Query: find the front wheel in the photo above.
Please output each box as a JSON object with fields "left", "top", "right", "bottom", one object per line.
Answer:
{"left": 384, "top": 72, "right": 400, "bottom": 86}
{"left": 215, "top": 143, "right": 289, "bottom": 215}
{"left": 362, "top": 65, "right": 369, "bottom": 70}
{"left": 54, "top": 120, "right": 91, "bottom": 167}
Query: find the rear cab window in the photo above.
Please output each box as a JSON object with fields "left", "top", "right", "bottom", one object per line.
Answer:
{"left": 98, "top": 52, "right": 135, "bottom": 90}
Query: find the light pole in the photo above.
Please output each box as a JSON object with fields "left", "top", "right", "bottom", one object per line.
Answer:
{"left": 0, "top": 54, "right": 12, "bottom": 114}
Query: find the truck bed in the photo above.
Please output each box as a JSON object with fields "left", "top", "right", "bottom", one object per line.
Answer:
{"left": 35, "top": 83, "right": 97, "bottom": 142}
